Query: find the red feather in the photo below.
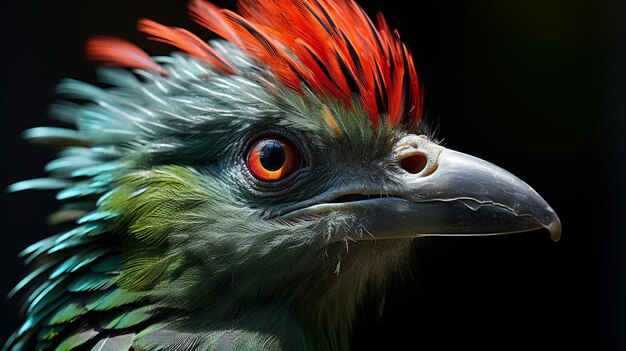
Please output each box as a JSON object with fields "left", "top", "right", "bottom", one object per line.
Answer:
{"left": 87, "top": 0, "right": 423, "bottom": 128}
{"left": 137, "top": 19, "right": 237, "bottom": 75}
{"left": 86, "top": 37, "right": 167, "bottom": 76}
{"left": 226, "top": 0, "right": 423, "bottom": 126}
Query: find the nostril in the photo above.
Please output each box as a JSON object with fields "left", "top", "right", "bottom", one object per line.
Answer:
{"left": 400, "top": 154, "right": 428, "bottom": 174}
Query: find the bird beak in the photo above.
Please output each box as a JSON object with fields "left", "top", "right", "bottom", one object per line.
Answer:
{"left": 282, "top": 135, "right": 561, "bottom": 242}
{"left": 361, "top": 135, "right": 561, "bottom": 241}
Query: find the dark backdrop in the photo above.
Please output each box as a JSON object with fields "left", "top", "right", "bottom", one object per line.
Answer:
{"left": 1, "top": 0, "right": 623, "bottom": 350}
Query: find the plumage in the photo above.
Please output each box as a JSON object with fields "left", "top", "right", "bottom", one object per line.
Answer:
{"left": 101, "top": 307, "right": 153, "bottom": 330}
{"left": 90, "top": 333, "right": 135, "bottom": 351}
{"left": 4, "top": 0, "right": 560, "bottom": 350}
{"left": 86, "top": 37, "right": 167, "bottom": 76}
{"left": 54, "top": 328, "right": 99, "bottom": 351}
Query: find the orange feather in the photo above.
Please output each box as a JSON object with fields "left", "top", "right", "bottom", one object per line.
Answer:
{"left": 88, "top": 0, "right": 423, "bottom": 128}
{"left": 137, "top": 19, "right": 236, "bottom": 75}
{"left": 86, "top": 36, "right": 167, "bottom": 76}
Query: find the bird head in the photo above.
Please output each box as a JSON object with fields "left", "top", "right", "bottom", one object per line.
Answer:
{"left": 6, "top": 0, "right": 560, "bottom": 350}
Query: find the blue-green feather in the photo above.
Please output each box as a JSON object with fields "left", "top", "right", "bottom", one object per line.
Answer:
{"left": 67, "top": 273, "right": 116, "bottom": 292}
{"left": 85, "top": 289, "right": 144, "bottom": 311}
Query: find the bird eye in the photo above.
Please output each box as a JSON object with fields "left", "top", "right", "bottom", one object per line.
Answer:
{"left": 247, "top": 137, "right": 300, "bottom": 182}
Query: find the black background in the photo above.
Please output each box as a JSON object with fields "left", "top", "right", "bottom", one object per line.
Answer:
{"left": 1, "top": 0, "right": 623, "bottom": 350}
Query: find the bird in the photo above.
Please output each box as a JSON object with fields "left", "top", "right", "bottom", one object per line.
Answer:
{"left": 3, "top": 0, "right": 562, "bottom": 350}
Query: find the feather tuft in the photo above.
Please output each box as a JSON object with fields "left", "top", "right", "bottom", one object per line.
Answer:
{"left": 189, "top": 0, "right": 423, "bottom": 127}
{"left": 86, "top": 37, "right": 167, "bottom": 76}
{"left": 138, "top": 19, "right": 237, "bottom": 75}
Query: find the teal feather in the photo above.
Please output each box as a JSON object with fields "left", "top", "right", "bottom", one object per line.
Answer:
{"left": 68, "top": 273, "right": 116, "bottom": 292}
{"left": 96, "top": 67, "right": 138, "bottom": 88}
{"left": 48, "top": 102, "right": 83, "bottom": 124}
{"left": 8, "top": 261, "right": 57, "bottom": 299}
{"left": 23, "top": 239, "right": 64, "bottom": 264}
{"left": 56, "top": 182, "right": 102, "bottom": 200}
{"left": 55, "top": 79, "right": 115, "bottom": 102}
{"left": 45, "top": 154, "right": 97, "bottom": 170}
{"left": 26, "top": 279, "right": 66, "bottom": 315}
{"left": 68, "top": 251, "right": 111, "bottom": 273}
{"left": 77, "top": 211, "right": 117, "bottom": 224}
{"left": 48, "top": 260, "right": 78, "bottom": 280}
{"left": 89, "top": 256, "right": 121, "bottom": 273}
{"left": 18, "top": 296, "right": 71, "bottom": 337}
{"left": 8, "top": 178, "right": 72, "bottom": 193}
{"left": 20, "top": 236, "right": 60, "bottom": 258}
{"left": 95, "top": 190, "right": 117, "bottom": 207}
{"left": 22, "top": 127, "right": 91, "bottom": 146}
{"left": 54, "top": 225, "right": 104, "bottom": 245}
{"left": 49, "top": 249, "right": 110, "bottom": 279}
{"left": 44, "top": 148, "right": 101, "bottom": 171}
{"left": 70, "top": 162, "right": 122, "bottom": 178}
{"left": 7, "top": 338, "right": 28, "bottom": 351}
{"left": 46, "top": 238, "right": 91, "bottom": 253}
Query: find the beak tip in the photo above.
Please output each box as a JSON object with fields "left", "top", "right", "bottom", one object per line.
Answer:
{"left": 545, "top": 217, "right": 562, "bottom": 242}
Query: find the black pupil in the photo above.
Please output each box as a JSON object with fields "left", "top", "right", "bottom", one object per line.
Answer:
{"left": 259, "top": 141, "right": 286, "bottom": 171}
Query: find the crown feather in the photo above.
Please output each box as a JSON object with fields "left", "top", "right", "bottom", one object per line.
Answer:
{"left": 191, "top": 0, "right": 423, "bottom": 127}
{"left": 89, "top": 0, "right": 423, "bottom": 128}
{"left": 86, "top": 37, "right": 168, "bottom": 76}
{"left": 137, "top": 19, "right": 237, "bottom": 75}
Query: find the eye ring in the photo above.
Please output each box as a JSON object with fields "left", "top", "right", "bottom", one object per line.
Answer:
{"left": 240, "top": 126, "right": 313, "bottom": 195}
{"left": 247, "top": 137, "right": 299, "bottom": 182}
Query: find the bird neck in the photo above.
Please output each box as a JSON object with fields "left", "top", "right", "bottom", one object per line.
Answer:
{"left": 160, "top": 239, "right": 412, "bottom": 350}
{"left": 291, "top": 239, "right": 413, "bottom": 350}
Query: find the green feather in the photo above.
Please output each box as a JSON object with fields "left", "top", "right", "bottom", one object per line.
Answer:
{"left": 18, "top": 296, "right": 71, "bottom": 337}
{"left": 5, "top": 17, "right": 423, "bottom": 350}
{"left": 54, "top": 328, "right": 98, "bottom": 351}
{"left": 37, "top": 325, "right": 67, "bottom": 342}
{"left": 35, "top": 339, "right": 55, "bottom": 351}
{"left": 116, "top": 249, "right": 173, "bottom": 291}
{"left": 85, "top": 289, "right": 144, "bottom": 311}
{"left": 101, "top": 307, "right": 153, "bottom": 329}
{"left": 47, "top": 301, "right": 87, "bottom": 325}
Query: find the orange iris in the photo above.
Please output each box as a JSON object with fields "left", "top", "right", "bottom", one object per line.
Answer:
{"left": 247, "top": 137, "right": 300, "bottom": 182}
